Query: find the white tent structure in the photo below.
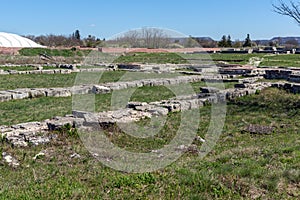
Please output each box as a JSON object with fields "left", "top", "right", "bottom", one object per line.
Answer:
{"left": 0, "top": 32, "right": 45, "bottom": 48}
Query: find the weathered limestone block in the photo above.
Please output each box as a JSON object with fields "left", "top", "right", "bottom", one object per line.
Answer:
{"left": 151, "top": 80, "right": 164, "bottom": 86}
{"left": 45, "top": 88, "right": 72, "bottom": 97}
{"left": 127, "top": 102, "right": 148, "bottom": 109}
{"left": 0, "top": 92, "right": 12, "bottom": 102}
{"left": 54, "top": 69, "right": 61, "bottom": 74}
{"left": 264, "top": 69, "right": 292, "bottom": 80}
{"left": 1, "top": 122, "right": 49, "bottom": 147}
{"left": 141, "top": 80, "right": 152, "bottom": 86}
{"left": 148, "top": 106, "right": 169, "bottom": 116}
{"left": 46, "top": 116, "right": 75, "bottom": 131}
{"left": 271, "top": 82, "right": 285, "bottom": 89}
{"left": 126, "top": 81, "right": 139, "bottom": 88}
{"left": 9, "top": 90, "right": 30, "bottom": 100}
{"left": 234, "top": 83, "right": 248, "bottom": 88}
{"left": 60, "top": 69, "right": 72, "bottom": 74}
{"left": 29, "top": 136, "right": 50, "bottom": 146}
{"left": 158, "top": 101, "right": 181, "bottom": 112}
{"left": 200, "top": 87, "right": 220, "bottom": 93}
{"left": 288, "top": 74, "right": 300, "bottom": 83}
{"left": 107, "top": 83, "right": 128, "bottom": 90}
{"left": 188, "top": 99, "right": 203, "bottom": 109}
{"left": 162, "top": 79, "right": 171, "bottom": 85}
{"left": 81, "top": 112, "right": 101, "bottom": 127}
{"left": 42, "top": 70, "right": 55, "bottom": 74}
{"left": 28, "top": 88, "right": 46, "bottom": 98}
{"left": 246, "top": 89, "right": 257, "bottom": 95}
{"left": 92, "top": 85, "right": 111, "bottom": 94}
{"left": 1, "top": 152, "right": 20, "bottom": 168}
{"left": 177, "top": 100, "right": 191, "bottom": 111}
{"left": 291, "top": 83, "right": 300, "bottom": 93}
{"left": 71, "top": 86, "right": 92, "bottom": 95}
{"left": 72, "top": 110, "right": 91, "bottom": 118}
{"left": 8, "top": 70, "right": 18, "bottom": 75}
{"left": 135, "top": 80, "right": 144, "bottom": 88}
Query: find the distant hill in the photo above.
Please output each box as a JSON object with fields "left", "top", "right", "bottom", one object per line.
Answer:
{"left": 170, "top": 36, "right": 300, "bottom": 48}
{"left": 170, "top": 37, "right": 217, "bottom": 48}
{"left": 170, "top": 37, "right": 214, "bottom": 43}
{"left": 270, "top": 37, "right": 300, "bottom": 45}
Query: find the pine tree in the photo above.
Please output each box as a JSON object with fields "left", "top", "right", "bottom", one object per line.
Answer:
{"left": 227, "top": 35, "right": 232, "bottom": 47}
{"left": 218, "top": 35, "right": 228, "bottom": 47}
{"left": 243, "top": 34, "right": 252, "bottom": 47}
{"left": 74, "top": 30, "right": 81, "bottom": 41}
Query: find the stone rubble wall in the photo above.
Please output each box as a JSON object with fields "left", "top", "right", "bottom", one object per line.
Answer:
{"left": 0, "top": 67, "right": 113, "bottom": 75}
{"left": 0, "top": 81, "right": 278, "bottom": 148}
{"left": 271, "top": 82, "right": 300, "bottom": 93}
{"left": 0, "top": 75, "right": 237, "bottom": 102}
{"left": 264, "top": 69, "right": 300, "bottom": 84}
{"left": 264, "top": 69, "right": 293, "bottom": 80}
{"left": 0, "top": 122, "right": 50, "bottom": 147}
{"left": 288, "top": 74, "right": 300, "bottom": 83}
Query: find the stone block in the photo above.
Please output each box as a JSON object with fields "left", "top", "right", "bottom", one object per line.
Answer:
{"left": 0, "top": 92, "right": 12, "bottom": 102}
{"left": 148, "top": 107, "right": 169, "bottom": 116}
{"left": 28, "top": 89, "right": 46, "bottom": 98}
{"left": 127, "top": 102, "right": 148, "bottom": 109}
{"left": 9, "top": 91, "right": 30, "bottom": 100}
{"left": 45, "top": 88, "right": 72, "bottom": 97}
{"left": 92, "top": 85, "right": 111, "bottom": 94}
{"left": 200, "top": 87, "right": 220, "bottom": 93}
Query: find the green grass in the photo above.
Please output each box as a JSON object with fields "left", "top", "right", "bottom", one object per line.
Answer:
{"left": 0, "top": 66, "right": 36, "bottom": 71}
{"left": 0, "top": 97, "right": 72, "bottom": 126}
{"left": 179, "top": 53, "right": 267, "bottom": 65}
{"left": 182, "top": 53, "right": 300, "bottom": 67}
{"left": 114, "top": 52, "right": 188, "bottom": 64}
{"left": 0, "top": 85, "right": 176, "bottom": 125}
{"left": 260, "top": 54, "right": 300, "bottom": 67}
{"left": 113, "top": 52, "right": 300, "bottom": 67}
{"left": 0, "top": 65, "right": 58, "bottom": 71}
{"left": 0, "top": 71, "right": 124, "bottom": 90}
{"left": 0, "top": 73, "right": 77, "bottom": 90}
{"left": 19, "top": 48, "right": 91, "bottom": 57}
{"left": 0, "top": 71, "right": 182, "bottom": 90}
{"left": 0, "top": 81, "right": 235, "bottom": 126}
{"left": 5, "top": 51, "right": 300, "bottom": 67}
{"left": 0, "top": 88, "right": 299, "bottom": 199}
{"left": 210, "top": 53, "right": 266, "bottom": 64}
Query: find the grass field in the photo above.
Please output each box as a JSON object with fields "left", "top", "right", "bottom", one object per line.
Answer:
{"left": 19, "top": 48, "right": 92, "bottom": 57}
{"left": 0, "top": 65, "right": 58, "bottom": 71}
{"left": 108, "top": 52, "right": 300, "bottom": 67}
{"left": 0, "top": 52, "right": 299, "bottom": 199}
{"left": 0, "top": 88, "right": 299, "bottom": 199}
{"left": 0, "top": 71, "right": 183, "bottom": 90}
{"left": 260, "top": 54, "right": 300, "bottom": 67}
{"left": 0, "top": 81, "right": 234, "bottom": 126}
{"left": 2, "top": 50, "right": 300, "bottom": 67}
{"left": 115, "top": 52, "right": 188, "bottom": 64}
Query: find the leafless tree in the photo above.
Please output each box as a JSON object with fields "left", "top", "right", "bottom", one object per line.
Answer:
{"left": 113, "top": 28, "right": 170, "bottom": 48}
{"left": 142, "top": 28, "right": 170, "bottom": 48}
{"left": 117, "top": 30, "right": 140, "bottom": 47}
{"left": 273, "top": 0, "right": 300, "bottom": 24}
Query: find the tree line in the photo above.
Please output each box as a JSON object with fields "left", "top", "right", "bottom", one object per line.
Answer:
{"left": 25, "top": 29, "right": 299, "bottom": 49}
{"left": 25, "top": 30, "right": 104, "bottom": 48}
{"left": 217, "top": 34, "right": 252, "bottom": 48}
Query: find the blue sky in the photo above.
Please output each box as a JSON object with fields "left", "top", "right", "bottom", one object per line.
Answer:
{"left": 1, "top": 0, "right": 300, "bottom": 40}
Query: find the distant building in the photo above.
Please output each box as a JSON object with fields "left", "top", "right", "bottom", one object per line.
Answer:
{"left": 0, "top": 32, "right": 44, "bottom": 48}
